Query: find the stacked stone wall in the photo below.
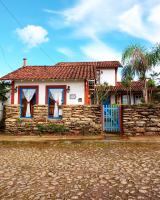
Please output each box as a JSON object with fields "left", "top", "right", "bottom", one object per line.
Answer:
{"left": 4, "top": 105, "right": 102, "bottom": 135}
{"left": 123, "top": 104, "right": 160, "bottom": 136}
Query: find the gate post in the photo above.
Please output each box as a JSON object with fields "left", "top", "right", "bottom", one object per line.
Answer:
{"left": 119, "top": 105, "right": 123, "bottom": 135}
{"left": 101, "top": 105, "right": 104, "bottom": 131}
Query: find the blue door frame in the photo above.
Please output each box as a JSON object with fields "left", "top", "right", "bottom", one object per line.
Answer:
{"left": 48, "top": 88, "right": 64, "bottom": 119}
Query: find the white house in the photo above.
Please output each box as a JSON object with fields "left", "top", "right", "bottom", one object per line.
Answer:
{"left": 0, "top": 59, "right": 143, "bottom": 119}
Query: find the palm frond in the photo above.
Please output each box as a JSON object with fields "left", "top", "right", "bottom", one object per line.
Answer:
{"left": 146, "top": 44, "right": 160, "bottom": 67}
{"left": 121, "top": 44, "right": 146, "bottom": 65}
{"left": 121, "top": 65, "right": 135, "bottom": 80}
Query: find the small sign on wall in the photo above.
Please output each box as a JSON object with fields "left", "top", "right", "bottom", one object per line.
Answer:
{"left": 69, "top": 94, "right": 76, "bottom": 99}
{"left": 78, "top": 98, "right": 82, "bottom": 102}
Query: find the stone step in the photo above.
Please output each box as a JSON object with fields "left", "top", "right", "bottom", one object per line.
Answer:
{"left": 105, "top": 133, "right": 122, "bottom": 140}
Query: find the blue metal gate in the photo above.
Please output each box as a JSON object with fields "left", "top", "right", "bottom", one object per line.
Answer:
{"left": 103, "top": 105, "right": 121, "bottom": 132}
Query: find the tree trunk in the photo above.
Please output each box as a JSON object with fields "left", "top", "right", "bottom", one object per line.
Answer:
{"left": 150, "top": 88, "right": 153, "bottom": 103}
{"left": 127, "top": 90, "right": 129, "bottom": 105}
{"left": 129, "top": 86, "right": 132, "bottom": 105}
{"left": 143, "top": 79, "right": 148, "bottom": 104}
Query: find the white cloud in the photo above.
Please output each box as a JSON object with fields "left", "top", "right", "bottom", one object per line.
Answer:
{"left": 46, "top": 0, "right": 160, "bottom": 43}
{"left": 45, "top": 0, "right": 132, "bottom": 39}
{"left": 81, "top": 40, "right": 121, "bottom": 61}
{"left": 119, "top": 5, "right": 144, "bottom": 37}
{"left": 118, "top": 4, "right": 160, "bottom": 43}
{"left": 57, "top": 47, "right": 75, "bottom": 57}
{"left": 148, "top": 4, "right": 160, "bottom": 26}
{"left": 16, "top": 25, "right": 49, "bottom": 48}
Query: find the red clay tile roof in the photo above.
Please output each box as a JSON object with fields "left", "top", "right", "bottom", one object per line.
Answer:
{"left": 0, "top": 65, "right": 96, "bottom": 80}
{"left": 0, "top": 61, "right": 121, "bottom": 81}
{"left": 111, "top": 81, "right": 144, "bottom": 92}
{"left": 55, "top": 61, "right": 121, "bottom": 69}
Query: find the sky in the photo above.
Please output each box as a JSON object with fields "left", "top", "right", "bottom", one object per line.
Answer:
{"left": 0, "top": 0, "right": 160, "bottom": 78}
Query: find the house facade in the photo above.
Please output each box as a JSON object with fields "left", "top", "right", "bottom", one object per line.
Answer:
{"left": 0, "top": 60, "right": 121, "bottom": 119}
{"left": 0, "top": 59, "right": 145, "bottom": 119}
{"left": 0, "top": 59, "right": 147, "bottom": 134}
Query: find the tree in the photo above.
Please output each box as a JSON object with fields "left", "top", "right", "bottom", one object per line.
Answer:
{"left": 147, "top": 71, "right": 160, "bottom": 102}
{"left": 150, "top": 71, "right": 160, "bottom": 85}
{"left": 0, "top": 81, "right": 10, "bottom": 101}
{"left": 121, "top": 65, "right": 134, "bottom": 105}
{"left": 147, "top": 79, "right": 156, "bottom": 102}
{"left": 95, "top": 83, "right": 114, "bottom": 105}
{"left": 121, "top": 44, "right": 160, "bottom": 103}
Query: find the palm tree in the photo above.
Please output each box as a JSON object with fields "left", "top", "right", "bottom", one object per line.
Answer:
{"left": 121, "top": 44, "right": 160, "bottom": 103}
{"left": 0, "top": 81, "right": 10, "bottom": 101}
{"left": 121, "top": 65, "right": 134, "bottom": 105}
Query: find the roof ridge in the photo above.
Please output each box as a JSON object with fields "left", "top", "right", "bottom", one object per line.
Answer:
{"left": 57, "top": 61, "right": 120, "bottom": 64}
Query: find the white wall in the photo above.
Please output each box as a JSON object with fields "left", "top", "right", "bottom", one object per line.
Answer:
{"left": 14, "top": 80, "right": 85, "bottom": 105}
{"left": 100, "top": 69, "right": 116, "bottom": 86}
{"left": 110, "top": 95, "right": 115, "bottom": 104}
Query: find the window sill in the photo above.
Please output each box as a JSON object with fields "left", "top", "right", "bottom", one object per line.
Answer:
{"left": 20, "top": 117, "right": 33, "bottom": 119}
{"left": 48, "top": 117, "right": 62, "bottom": 120}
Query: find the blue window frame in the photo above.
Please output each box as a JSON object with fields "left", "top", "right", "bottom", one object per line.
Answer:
{"left": 48, "top": 88, "right": 64, "bottom": 119}
{"left": 20, "top": 87, "right": 37, "bottom": 118}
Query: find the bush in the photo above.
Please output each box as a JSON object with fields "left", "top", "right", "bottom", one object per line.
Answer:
{"left": 36, "top": 123, "right": 69, "bottom": 135}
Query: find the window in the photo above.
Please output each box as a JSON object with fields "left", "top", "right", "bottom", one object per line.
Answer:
{"left": 116, "top": 95, "right": 121, "bottom": 105}
{"left": 122, "top": 95, "right": 128, "bottom": 105}
{"left": 134, "top": 94, "right": 142, "bottom": 104}
{"left": 19, "top": 87, "right": 38, "bottom": 118}
{"left": 47, "top": 87, "right": 65, "bottom": 119}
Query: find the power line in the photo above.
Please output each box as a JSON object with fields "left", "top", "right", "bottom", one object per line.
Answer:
{"left": 0, "top": 0, "right": 55, "bottom": 63}
{"left": 39, "top": 46, "right": 55, "bottom": 63}
{"left": 0, "top": 45, "right": 14, "bottom": 71}
{"left": 0, "top": 0, "right": 22, "bottom": 28}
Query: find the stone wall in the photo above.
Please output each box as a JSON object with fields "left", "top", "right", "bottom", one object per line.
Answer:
{"left": 123, "top": 104, "right": 160, "bottom": 136}
{"left": 4, "top": 105, "right": 102, "bottom": 135}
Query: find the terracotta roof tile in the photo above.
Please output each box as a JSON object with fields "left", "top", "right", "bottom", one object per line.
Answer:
{"left": 0, "top": 61, "right": 121, "bottom": 81}
{"left": 0, "top": 65, "right": 96, "bottom": 80}
{"left": 111, "top": 81, "right": 144, "bottom": 92}
{"left": 55, "top": 61, "right": 121, "bottom": 69}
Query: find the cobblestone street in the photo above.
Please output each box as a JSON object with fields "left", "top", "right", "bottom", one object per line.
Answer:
{"left": 0, "top": 142, "right": 160, "bottom": 200}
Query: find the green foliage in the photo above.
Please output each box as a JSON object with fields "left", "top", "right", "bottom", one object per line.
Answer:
{"left": 16, "top": 118, "right": 22, "bottom": 125}
{"left": 122, "top": 44, "right": 160, "bottom": 103}
{"left": 95, "top": 83, "right": 114, "bottom": 104}
{"left": 0, "top": 81, "right": 10, "bottom": 101}
{"left": 36, "top": 123, "right": 70, "bottom": 134}
{"left": 122, "top": 44, "right": 160, "bottom": 81}
{"left": 150, "top": 71, "right": 160, "bottom": 81}
{"left": 121, "top": 65, "right": 134, "bottom": 81}
{"left": 111, "top": 103, "right": 119, "bottom": 107}
{"left": 147, "top": 79, "right": 156, "bottom": 88}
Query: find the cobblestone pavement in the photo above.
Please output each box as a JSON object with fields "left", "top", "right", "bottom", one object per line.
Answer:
{"left": 0, "top": 142, "right": 160, "bottom": 200}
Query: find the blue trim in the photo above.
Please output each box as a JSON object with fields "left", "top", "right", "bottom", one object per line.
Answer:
{"left": 20, "top": 87, "right": 35, "bottom": 119}
{"left": 48, "top": 116, "right": 62, "bottom": 120}
{"left": 20, "top": 117, "right": 33, "bottom": 119}
{"left": 48, "top": 87, "right": 64, "bottom": 119}
{"left": 103, "top": 96, "right": 111, "bottom": 106}
{"left": 103, "top": 105, "right": 120, "bottom": 132}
